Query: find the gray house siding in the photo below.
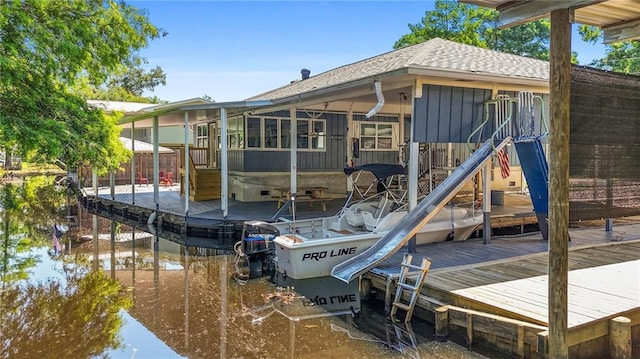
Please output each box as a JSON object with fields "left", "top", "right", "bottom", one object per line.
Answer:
{"left": 414, "top": 85, "right": 492, "bottom": 143}
{"left": 238, "top": 111, "right": 348, "bottom": 172}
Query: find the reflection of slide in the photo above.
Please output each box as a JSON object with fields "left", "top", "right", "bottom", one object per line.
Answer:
{"left": 332, "top": 137, "right": 512, "bottom": 283}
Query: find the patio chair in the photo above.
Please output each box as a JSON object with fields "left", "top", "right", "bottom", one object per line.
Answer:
{"left": 137, "top": 172, "right": 149, "bottom": 186}
{"left": 160, "top": 171, "right": 173, "bottom": 186}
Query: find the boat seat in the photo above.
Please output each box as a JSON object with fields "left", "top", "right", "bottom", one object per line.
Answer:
{"left": 345, "top": 207, "right": 364, "bottom": 227}
{"left": 361, "top": 211, "right": 377, "bottom": 231}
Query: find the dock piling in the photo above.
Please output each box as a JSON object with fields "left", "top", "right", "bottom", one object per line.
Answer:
{"left": 435, "top": 306, "right": 449, "bottom": 342}
{"left": 609, "top": 316, "right": 632, "bottom": 359}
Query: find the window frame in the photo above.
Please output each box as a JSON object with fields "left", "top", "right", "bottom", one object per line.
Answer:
{"left": 357, "top": 120, "right": 398, "bottom": 151}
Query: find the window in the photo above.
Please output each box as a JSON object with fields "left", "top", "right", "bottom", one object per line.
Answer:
{"left": 241, "top": 116, "right": 325, "bottom": 151}
{"left": 195, "top": 124, "right": 208, "bottom": 148}
{"left": 297, "top": 120, "right": 309, "bottom": 149}
{"left": 264, "top": 118, "right": 278, "bottom": 149}
{"left": 223, "top": 116, "right": 244, "bottom": 149}
{"left": 247, "top": 117, "right": 261, "bottom": 148}
{"left": 311, "top": 120, "right": 325, "bottom": 150}
{"left": 359, "top": 121, "right": 397, "bottom": 150}
{"left": 281, "top": 119, "right": 291, "bottom": 148}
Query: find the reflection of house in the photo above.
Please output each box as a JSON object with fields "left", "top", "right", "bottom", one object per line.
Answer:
{"left": 121, "top": 38, "right": 549, "bottom": 202}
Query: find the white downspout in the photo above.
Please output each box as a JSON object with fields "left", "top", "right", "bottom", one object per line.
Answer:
{"left": 365, "top": 81, "right": 384, "bottom": 118}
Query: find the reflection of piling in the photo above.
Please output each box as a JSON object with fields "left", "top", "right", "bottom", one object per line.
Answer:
{"left": 219, "top": 222, "right": 234, "bottom": 241}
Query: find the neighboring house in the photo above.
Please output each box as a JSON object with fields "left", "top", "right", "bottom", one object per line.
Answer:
{"left": 121, "top": 38, "right": 550, "bottom": 202}
{"left": 84, "top": 100, "right": 196, "bottom": 185}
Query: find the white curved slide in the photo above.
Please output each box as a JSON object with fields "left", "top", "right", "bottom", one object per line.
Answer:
{"left": 331, "top": 137, "right": 512, "bottom": 283}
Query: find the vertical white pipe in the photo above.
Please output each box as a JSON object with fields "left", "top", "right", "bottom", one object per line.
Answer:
{"left": 407, "top": 84, "right": 419, "bottom": 253}
{"left": 221, "top": 108, "right": 229, "bottom": 218}
{"left": 153, "top": 116, "right": 159, "bottom": 210}
{"left": 131, "top": 122, "right": 136, "bottom": 204}
{"left": 290, "top": 106, "right": 297, "bottom": 197}
{"left": 408, "top": 86, "right": 418, "bottom": 211}
{"left": 346, "top": 106, "right": 354, "bottom": 193}
{"left": 184, "top": 111, "right": 190, "bottom": 215}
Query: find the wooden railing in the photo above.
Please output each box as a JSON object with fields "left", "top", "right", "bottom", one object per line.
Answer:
{"left": 189, "top": 147, "right": 208, "bottom": 166}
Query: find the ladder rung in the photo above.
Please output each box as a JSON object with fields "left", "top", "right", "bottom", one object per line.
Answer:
{"left": 392, "top": 302, "right": 411, "bottom": 311}
{"left": 401, "top": 263, "right": 426, "bottom": 271}
{"left": 398, "top": 282, "right": 418, "bottom": 290}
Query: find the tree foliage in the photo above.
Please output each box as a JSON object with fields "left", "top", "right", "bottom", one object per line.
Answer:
{"left": 579, "top": 25, "right": 640, "bottom": 74}
{"left": 395, "top": 0, "right": 559, "bottom": 61}
{"left": 1, "top": 267, "right": 131, "bottom": 358}
{"left": 0, "top": 0, "right": 162, "bottom": 173}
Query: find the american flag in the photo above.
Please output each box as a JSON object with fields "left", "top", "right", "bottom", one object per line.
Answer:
{"left": 52, "top": 225, "right": 63, "bottom": 254}
{"left": 497, "top": 148, "right": 510, "bottom": 179}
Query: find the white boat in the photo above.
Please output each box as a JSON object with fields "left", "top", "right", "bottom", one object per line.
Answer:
{"left": 241, "top": 164, "right": 483, "bottom": 279}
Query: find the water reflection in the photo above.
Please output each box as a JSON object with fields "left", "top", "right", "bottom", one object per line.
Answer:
{"left": 1, "top": 179, "right": 486, "bottom": 358}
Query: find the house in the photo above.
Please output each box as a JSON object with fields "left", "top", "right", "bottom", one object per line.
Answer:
{"left": 120, "top": 38, "right": 550, "bottom": 202}
{"left": 84, "top": 100, "right": 200, "bottom": 186}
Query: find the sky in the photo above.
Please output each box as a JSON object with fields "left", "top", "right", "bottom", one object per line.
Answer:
{"left": 132, "top": 1, "right": 607, "bottom": 103}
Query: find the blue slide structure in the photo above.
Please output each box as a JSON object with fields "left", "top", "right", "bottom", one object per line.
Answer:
{"left": 514, "top": 137, "right": 549, "bottom": 241}
{"left": 331, "top": 137, "right": 512, "bottom": 283}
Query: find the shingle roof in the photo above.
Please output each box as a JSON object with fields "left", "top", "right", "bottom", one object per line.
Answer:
{"left": 246, "top": 38, "right": 549, "bottom": 101}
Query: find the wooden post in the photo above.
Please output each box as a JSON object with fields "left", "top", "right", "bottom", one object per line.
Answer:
{"left": 548, "top": 8, "right": 572, "bottom": 359}
{"left": 435, "top": 306, "right": 449, "bottom": 342}
{"left": 609, "top": 316, "right": 632, "bottom": 359}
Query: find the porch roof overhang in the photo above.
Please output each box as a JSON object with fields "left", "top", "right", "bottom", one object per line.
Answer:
{"left": 460, "top": 0, "right": 640, "bottom": 43}
{"left": 119, "top": 65, "right": 548, "bottom": 128}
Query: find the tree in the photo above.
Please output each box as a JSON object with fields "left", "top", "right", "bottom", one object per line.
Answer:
{"left": 0, "top": 1, "right": 163, "bottom": 174}
{"left": 395, "top": 0, "right": 561, "bottom": 62}
{"left": 579, "top": 25, "right": 640, "bottom": 74}
{"left": 73, "top": 64, "right": 168, "bottom": 103}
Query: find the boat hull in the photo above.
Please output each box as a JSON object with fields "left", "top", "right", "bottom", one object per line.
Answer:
{"left": 275, "top": 234, "right": 380, "bottom": 279}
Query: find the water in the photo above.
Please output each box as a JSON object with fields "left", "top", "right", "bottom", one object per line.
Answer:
{"left": 0, "top": 180, "right": 487, "bottom": 358}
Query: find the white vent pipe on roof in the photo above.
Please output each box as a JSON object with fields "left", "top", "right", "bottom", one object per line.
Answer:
{"left": 365, "top": 81, "right": 384, "bottom": 118}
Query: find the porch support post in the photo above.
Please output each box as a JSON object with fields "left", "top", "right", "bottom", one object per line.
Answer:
{"left": 131, "top": 121, "right": 136, "bottom": 204}
{"left": 346, "top": 105, "right": 354, "bottom": 192}
{"left": 153, "top": 115, "right": 159, "bottom": 210}
{"left": 290, "top": 106, "right": 297, "bottom": 203}
{"left": 407, "top": 81, "right": 421, "bottom": 253}
{"left": 92, "top": 171, "right": 98, "bottom": 196}
{"left": 221, "top": 107, "right": 229, "bottom": 218}
{"left": 110, "top": 171, "right": 115, "bottom": 201}
{"left": 548, "top": 8, "right": 572, "bottom": 358}
{"left": 482, "top": 160, "right": 492, "bottom": 244}
{"left": 184, "top": 111, "right": 190, "bottom": 216}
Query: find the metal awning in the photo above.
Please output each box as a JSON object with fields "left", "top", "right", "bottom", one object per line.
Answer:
{"left": 119, "top": 137, "right": 173, "bottom": 154}
{"left": 459, "top": 0, "right": 640, "bottom": 43}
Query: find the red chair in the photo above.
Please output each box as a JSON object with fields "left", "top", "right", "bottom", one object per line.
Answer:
{"left": 137, "top": 172, "right": 149, "bottom": 186}
{"left": 160, "top": 171, "right": 173, "bottom": 186}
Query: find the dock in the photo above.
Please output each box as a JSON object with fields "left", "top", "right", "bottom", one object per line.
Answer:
{"left": 365, "top": 224, "right": 640, "bottom": 358}
{"left": 80, "top": 185, "right": 539, "bottom": 248}
{"left": 78, "top": 186, "right": 640, "bottom": 357}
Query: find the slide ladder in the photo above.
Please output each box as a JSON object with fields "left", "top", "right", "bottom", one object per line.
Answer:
{"left": 390, "top": 253, "right": 431, "bottom": 323}
{"left": 331, "top": 136, "right": 512, "bottom": 283}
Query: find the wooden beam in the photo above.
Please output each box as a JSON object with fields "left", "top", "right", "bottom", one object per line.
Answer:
{"left": 604, "top": 18, "right": 640, "bottom": 43}
{"left": 498, "top": 0, "right": 603, "bottom": 28}
{"left": 548, "top": 8, "right": 572, "bottom": 359}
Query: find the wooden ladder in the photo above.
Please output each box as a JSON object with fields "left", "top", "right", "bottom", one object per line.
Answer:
{"left": 390, "top": 253, "right": 431, "bottom": 323}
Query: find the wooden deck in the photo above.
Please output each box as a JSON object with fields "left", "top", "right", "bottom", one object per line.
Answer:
{"left": 365, "top": 224, "right": 640, "bottom": 358}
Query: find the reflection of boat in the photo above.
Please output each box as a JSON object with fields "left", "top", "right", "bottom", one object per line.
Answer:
{"left": 243, "top": 275, "right": 360, "bottom": 324}
{"left": 242, "top": 164, "right": 482, "bottom": 279}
